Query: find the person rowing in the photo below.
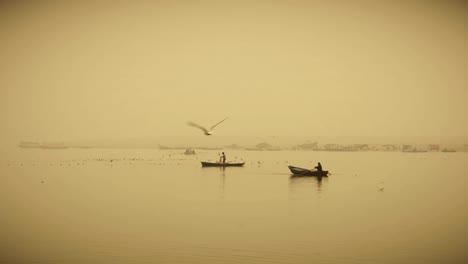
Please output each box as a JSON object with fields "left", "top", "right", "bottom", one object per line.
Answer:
{"left": 314, "top": 162, "right": 323, "bottom": 172}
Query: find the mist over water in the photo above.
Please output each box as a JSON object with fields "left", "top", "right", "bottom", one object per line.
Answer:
{"left": 1, "top": 1, "right": 468, "bottom": 263}
{"left": 2, "top": 148, "right": 467, "bottom": 263}
{"left": 1, "top": 1, "right": 468, "bottom": 144}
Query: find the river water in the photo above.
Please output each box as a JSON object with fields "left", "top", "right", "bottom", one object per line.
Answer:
{"left": 1, "top": 148, "right": 467, "bottom": 264}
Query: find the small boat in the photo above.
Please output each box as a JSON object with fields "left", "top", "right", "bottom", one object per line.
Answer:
{"left": 40, "top": 142, "right": 68, "bottom": 149}
{"left": 184, "top": 148, "right": 196, "bottom": 155}
{"left": 288, "top": 165, "right": 329, "bottom": 176}
{"left": 402, "top": 148, "right": 427, "bottom": 153}
{"left": 201, "top": 161, "right": 245, "bottom": 167}
{"left": 18, "top": 141, "right": 41, "bottom": 148}
{"left": 441, "top": 148, "right": 456, "bottom": 153}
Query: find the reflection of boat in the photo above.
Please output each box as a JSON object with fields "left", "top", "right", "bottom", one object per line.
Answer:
{"left": 289, "top": 173, "right": 326, "bottom": 192}
{"left": 184, "top": 148, "right": 196, "bottom": 155}
{"left": 201, "top": 162, "right": 245, "bottom": 167}
{"left": 288, "top": 165, "right": 329, "bottom": 176}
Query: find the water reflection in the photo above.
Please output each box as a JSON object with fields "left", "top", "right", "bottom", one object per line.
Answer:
{"left": 219, "top": 167, "right": 226, "bottom": 199}
{"left": 289, "top": 175, "right": 328, "bottom": 200}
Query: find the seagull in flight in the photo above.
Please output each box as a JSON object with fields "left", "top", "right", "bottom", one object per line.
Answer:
{"left": 187, "top": 117, "right": 229, "bottom": 136}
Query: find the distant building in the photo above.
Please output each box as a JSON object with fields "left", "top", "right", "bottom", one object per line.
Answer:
{"left": 296, "top": 142, "right": 318, "bottom": 150}
{"left": 246, "top": 142, "right": 281, "bottom": 151}
{"left": 323, "top": 144, "right": 339, "bottom": 151}
{"left": 429, "top": 144, "right": 440, "bottom": 151}
{"left": 382, "top": 144, "right": 399, "bottom": 151}
{"left": 353, "top": 144, "right": 369, "bottom": 151}
{"left": 323, "top": 144, "right": 358, "bottom": 151}
{"left": 402, "top": 145, "right": 413, "bottom": 151}
{"left": 256, "top": 142, "right": 273, "bottom": 149}
{"left": 225, "top": 144, "right": 243, "bottom": 150}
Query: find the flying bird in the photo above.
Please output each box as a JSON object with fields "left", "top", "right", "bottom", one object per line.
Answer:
{"left": 187, "top": 117, "right": 229, "bottom": 135}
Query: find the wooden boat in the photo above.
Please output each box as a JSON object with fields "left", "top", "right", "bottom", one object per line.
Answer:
{"left": 288, "top": 165, "right": 329, "bottom": 176}
{"left": 201, "top": 161, "right": 245, "bottom": 167}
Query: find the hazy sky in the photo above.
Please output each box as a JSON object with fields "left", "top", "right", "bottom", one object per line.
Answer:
{"left": 1, "top": 1, "right": 467, "bottom": 145}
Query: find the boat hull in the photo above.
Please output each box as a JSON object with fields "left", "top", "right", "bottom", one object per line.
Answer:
{"left": 288, "top": 165, "right": 329, "bottom": 176}
{"left": 201, "top": 162, "right": 245, "bottom": 167}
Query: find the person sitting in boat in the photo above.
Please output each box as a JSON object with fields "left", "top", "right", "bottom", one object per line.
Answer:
{"left": 314, "top": 162, "right": 323, "bottom": 172}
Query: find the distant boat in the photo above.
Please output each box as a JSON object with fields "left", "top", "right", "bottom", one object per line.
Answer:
{"left": 441, "top": 149, "right": 456, "bottom": 153}
{"left": 184, "top": 148, "right": 196, "bottom": 155}
{"left": 402, "top": 149, "right": 427, "bottom": 153}
{"left": 18, "top": 141, "right": 41, "bottom": 148}
{"left": 201, "top": 161, "right": 245, "bottom": 167}
{"left": 288, "top": 165, "right": 329, "bottom": 176}
{"left": 40, "top": 142, "right": 68, "bottom": 149}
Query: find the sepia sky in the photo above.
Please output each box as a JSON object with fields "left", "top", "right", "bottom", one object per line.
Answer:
{"left": 1, "top": 1, "right": 467, "bottom": 145}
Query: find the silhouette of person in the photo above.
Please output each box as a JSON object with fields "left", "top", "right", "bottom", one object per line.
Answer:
{"left": 221, "top": 152, "right": 226, "bottom": 163}
{"left": 314, "top": 162, "right": 322, "bottom": 172}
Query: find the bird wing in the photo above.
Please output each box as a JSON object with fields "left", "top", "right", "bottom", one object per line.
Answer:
{"left": 187, "top": 122, "right": 209, "bottom": 134}
{"left": 209, "top": 117, "right": 229, "bottom": 131}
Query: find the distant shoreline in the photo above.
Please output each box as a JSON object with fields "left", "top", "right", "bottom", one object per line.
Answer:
{"left": 17, "top": 141, "right": 467, "bottom": 152}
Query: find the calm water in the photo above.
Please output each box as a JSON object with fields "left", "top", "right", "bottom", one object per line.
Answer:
{"left": 1, "top": 148, "right": 467, "bottom": 264}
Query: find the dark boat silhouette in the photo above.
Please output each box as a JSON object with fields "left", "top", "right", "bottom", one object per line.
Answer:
{"left": 201, "top": 162, "right": 245, "bottom": 167}
{"left": 184, "top": 148, "right": 196, "bottom": 155}
{"left": 288, "top": 165, "right": 329, "bottom": 176}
